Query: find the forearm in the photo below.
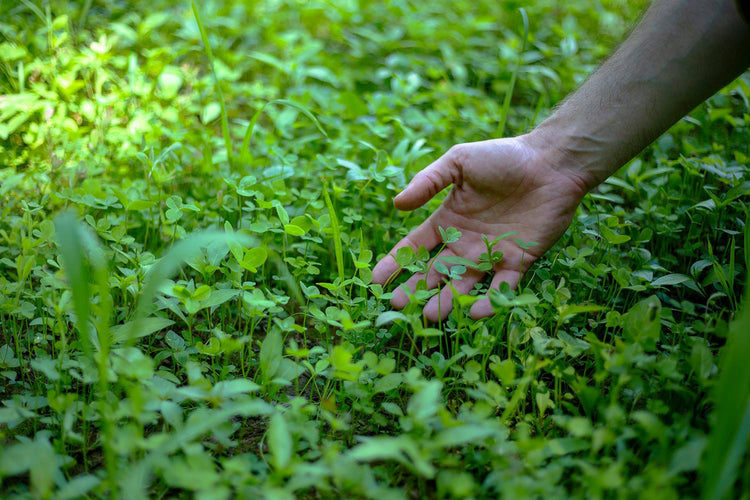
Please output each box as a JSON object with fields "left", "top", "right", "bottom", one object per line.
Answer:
{"left": 526, "top": 0, "right": 750, "bottom": 190}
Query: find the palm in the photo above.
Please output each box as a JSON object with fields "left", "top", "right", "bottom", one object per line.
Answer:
{"left": 372, "top": 137, "right": 587, "bottom": 320}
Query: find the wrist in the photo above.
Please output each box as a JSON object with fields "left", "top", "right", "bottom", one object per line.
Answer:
{"left": 521, "top": 119, "right": 612, "bottom": 193}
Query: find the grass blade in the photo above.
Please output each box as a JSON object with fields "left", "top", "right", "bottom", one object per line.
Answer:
{"left": 322, "top": 180, "right": 345, "bottom": 282}
{"left": 496, "top": 8, "right": 529, "bottom": 138}
{"left": 744, "top": 206, "right": 750, "bottom": 279}
{"left": 54, "top": 213, "right": 93, "bottom": 356}
{"left": 240, "top": 98, "right": 328, "bottom": 163}
{"left": 54, "top": 212, "right": 118, "bottom": 499}
{"left": 18, "top": 0, "right": 46, "bottom": 24}
{"left": 192, "top": 1, "right": 233, "bottom": 167}
{"left": 701, "top": 275, "right": 750, "bottom": 500}
{"left": 272, "top": 99, "right": 327, "bottom": 137}
{"left": 239, "top": 103, "right": 268, "bottom": 164}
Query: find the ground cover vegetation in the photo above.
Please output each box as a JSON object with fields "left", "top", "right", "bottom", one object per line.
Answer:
{"left": 1, "top": 0, "right": 750, "bottom": 498}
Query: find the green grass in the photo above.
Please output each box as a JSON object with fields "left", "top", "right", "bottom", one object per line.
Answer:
{"left": 192, "top": 1, "right": 233, "bottom": 168}
{"left": 1, "top": 0, "right": 750, "bottom": 498}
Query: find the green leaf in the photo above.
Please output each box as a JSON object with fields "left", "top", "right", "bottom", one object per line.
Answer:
{"left": 376, "top": 311, "right": 408, "bottom": 326}
{"left": 0, "top": 434, "right": 58, "bottom": 497}
{"left": 267, "top": 413, "right": 293, "bottom": 471}
{"left": 374, "top": 373, "right": 403, "bottom": 393}
{"left": 211, "top": 379, "right": 261, "bottom": 399}
{"left": 395, "top": 245, "right": 415, "bottom": 267}
{"left": 438, "top": 226, "right": 461, "bottom": 243}
{"left": 491, "top": 359, "right": 516, "bottom": 386}
{"left": 347, "top": 436, "right": 435, "bottom": 478}
{"left": 600, "top": 225, "right": 631, "bottom": 245}
{"left": 0, "top": 344, "right": 19, "bottom": 368}
{"left": 514, "top": 238, "right": 538, "bottom": 250}
{"left": 260, "top": 328, "right": 282, "bottom": 383}
{"left": 622, "top": 295, "right": 661, "bottom": 350}
{"left": 111, "top": 317, "right": 175, "bottom": 344}
{"left": 433, "top": 260, "right": 450, "bottom": 275}
{"left": 381, "top": 402, "right": 404, "bottom": 416}
{"left": 651, "top": 273, "right": 690, "bottom": 287}
{"left": 57, "top": 475, "right": 101, "bottom": 500}
{"left": 165, "top": 331, "right": 186, "bottom": 351}
{"left": 30, "top": 357, "right": 60, "bottom": 381}
{"left": 201, "top": 102, "right": 221, "bottom": 124}
{"left": 128, "top": 231, "right": 251, "bottom": 343}
{"left": 557, "top": 304, "right": 605, "bottom": 324}
{"left": 284, "top": 224, "right": 305, "bottom": 236}
{"left": 126, "top": 199, "right": 155, "bottom": 211}
{"left": 199, "top": 289, "right": 240, "bottom": 310}
{"left": 239, "top": 247, "right": 268, "bottom": 272}
{"left": 157, "top": 67, "right": 183, "bottom": 99}
{"left": 192, "top": 285, "right": 211, "bottom": 301}
{"left": 407, "top": 380, "right": 442, "bottom": 420}
{"left": 670, "top": 438, "right": 706, "bottom": 475}
{"left": 544, "top": 437, "right": 589, "bottom": 457}
{"left": 415, "top": 327, "right": 443, "bottom": 337}
{"left": 290, "top": 215, "right": 312, "bottom": 233}
{"left": 0, "top": 42, "right": 27, "bottom": 61}
{"left": 489, "top": 290, "right": 539, "bottom": 309}
{"left": 235, "top": 175, "right": 258, "bottom": 197}
{"left": 691, "top": 341, "right": 713, "bottom": 382}
{"left": 348, "top": 436, "right": 408, "bottom": 463}
{"left": 331, "top": 345, "right": 363, "bottom": 381}
{"left": 439, "top": 255, "right": 480, "bottom": 269}
{"left": 433, "top": 424, "right": 499, "bottom": 448}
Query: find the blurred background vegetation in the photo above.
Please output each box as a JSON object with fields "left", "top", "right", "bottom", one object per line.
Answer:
{"left": 2, "top": 1, "right": 749, "bottom": 499}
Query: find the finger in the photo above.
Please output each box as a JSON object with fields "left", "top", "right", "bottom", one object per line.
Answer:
{"left": 469, "top": 269, "right": 522, "bottom": 320}
{"left": 393, "top": 147, "right": 463, "bottom": 211}
{"left": 390, "top": 248, "right": 457, "bottom": 309}
{"left": 423, "top": 269, "right": 484, "bottom": 322}
{"left": 372, "top": 220, "right": 440, "bottom": 285}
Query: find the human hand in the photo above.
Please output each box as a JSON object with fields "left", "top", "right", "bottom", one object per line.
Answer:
{"left": 372, "top": 135, "right": 591, "bottom": 321}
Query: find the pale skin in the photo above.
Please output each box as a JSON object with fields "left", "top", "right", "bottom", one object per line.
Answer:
{"left": 372, "top": 0, "right": 750, "bottom": 321}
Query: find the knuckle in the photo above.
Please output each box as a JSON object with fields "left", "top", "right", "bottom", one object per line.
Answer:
{"left": 448, "top": 143, "right": 468, "bottom": 163}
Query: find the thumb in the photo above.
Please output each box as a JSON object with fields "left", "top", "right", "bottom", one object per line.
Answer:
{"left": 393, "top": 147, "right": 463, "bottom": 210}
